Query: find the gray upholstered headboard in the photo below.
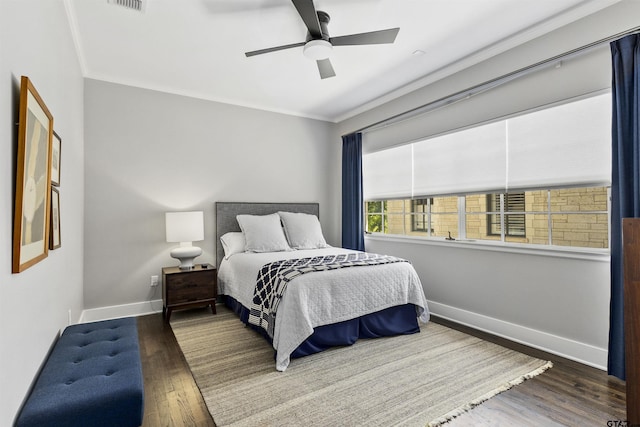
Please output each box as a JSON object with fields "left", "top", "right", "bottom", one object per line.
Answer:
{"left": 215, "top": 202, "right": 320, "bottom": 269}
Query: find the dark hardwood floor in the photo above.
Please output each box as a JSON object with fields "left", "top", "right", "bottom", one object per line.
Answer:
{"left": 136, "top": 309, "right": 626, "bottom": 426}
{"left": 138, "top": 312, "right": 214, "bottom": 427}
{"left": 435, "top": 317, "right": 627, "bottom": 426}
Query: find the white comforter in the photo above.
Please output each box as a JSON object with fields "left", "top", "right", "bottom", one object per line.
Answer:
{"left": 217, "top": 247, "right": 430, "bottom": 371}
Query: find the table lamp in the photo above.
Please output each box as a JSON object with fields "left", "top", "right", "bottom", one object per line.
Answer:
{"left": 165, "top": 211, "right": 204, "bottom": 270}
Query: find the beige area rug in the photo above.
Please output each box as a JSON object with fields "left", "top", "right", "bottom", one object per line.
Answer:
{"left": 170, "top": 307, "right": 552, "bottom": 427}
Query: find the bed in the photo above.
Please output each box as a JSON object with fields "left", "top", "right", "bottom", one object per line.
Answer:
{"left": 215, "top": 202, "right": 430, "bottom": 371}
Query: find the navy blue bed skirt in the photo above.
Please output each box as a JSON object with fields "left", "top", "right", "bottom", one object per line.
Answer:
{"left": 223, "top": 295, "right": 420, "bottom": 359}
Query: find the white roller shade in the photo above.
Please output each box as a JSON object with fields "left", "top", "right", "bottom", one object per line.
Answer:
{"left": 413, "top": 121, "right": 507, "bottom": 196}
{"left": 507, "top": 93, "right": 611, "bottom": 190}
{"left": 362, "top": 143, "right": 412, "bottom": 200}
{"left": 362, "top": 92, "right": 611, "bottom": 200}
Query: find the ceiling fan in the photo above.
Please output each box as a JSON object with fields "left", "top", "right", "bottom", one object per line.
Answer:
{"left": 244, "top": 0, "right": 400, "bottom": 79}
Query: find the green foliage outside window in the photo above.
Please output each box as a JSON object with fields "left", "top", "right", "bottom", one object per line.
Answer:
{"left": 366, "top": 201, "right": 387, "bottom": 233}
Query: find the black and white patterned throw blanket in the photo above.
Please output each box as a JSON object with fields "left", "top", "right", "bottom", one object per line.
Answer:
{"left": 248, "top": 252, "right": 408, "bottom": 338}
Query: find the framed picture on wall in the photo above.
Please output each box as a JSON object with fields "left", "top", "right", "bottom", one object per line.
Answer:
{"left": 13, "top": 76, "right": 53, "bottom": 273}
{"left": 51, "top": 131, "right": 61, "bottom": 186}
{"left": 49, "top": 187, "right": 61, "bottom": 250}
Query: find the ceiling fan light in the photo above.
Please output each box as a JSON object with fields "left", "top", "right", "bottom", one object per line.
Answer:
{"left": 303, "top": 40, "right": 333, "bottom": 60}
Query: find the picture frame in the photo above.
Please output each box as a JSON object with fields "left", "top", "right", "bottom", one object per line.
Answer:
{"left": 49, "top": 187, "right": 61, "bottom": 250}
{"left": 51, "top": 131, "right": 61, "bottom": 187}
{"left": 13, "top": 76, "right": 53, "bottom": 273}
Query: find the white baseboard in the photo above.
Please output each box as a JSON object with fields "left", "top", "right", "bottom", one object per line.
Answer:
{"left": 428, "top": 300, "right": 608, "bottom": 371}
{"left": 80, "top": 299, "right": 163, "bottom": 323}
{"left": 79, "top": 298, "right": 607, "bottom": 370}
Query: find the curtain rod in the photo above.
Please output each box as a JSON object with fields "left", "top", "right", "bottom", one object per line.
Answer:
{"left": 352, "top": 25, "right": 640, "bottom": 135}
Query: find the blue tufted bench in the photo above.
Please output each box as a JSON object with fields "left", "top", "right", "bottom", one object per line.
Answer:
{"left": 15, "top": 317, "right": 144, "bottom": 427}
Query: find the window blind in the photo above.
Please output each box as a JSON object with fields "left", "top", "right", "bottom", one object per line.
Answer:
{"left": 412, "top": 121, "right": 506, "bottom": 196}
{"left": 506, "top": 93, "right": 611, "bottom": 190}
{"left": 362, "top": 143, "right": 412, "bottom": 200}
{"left": 362, "top": 92, "right": 611, "bottom": 199}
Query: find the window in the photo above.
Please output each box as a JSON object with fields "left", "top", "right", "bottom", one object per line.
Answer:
{"left": 411, "top": 199, "right": 429, "bottom": 232}
{"left": 487, "top": 193, "right": 525, "bottom": 237}
{"left": 365, "top": 201, "right": 386, "bottom": 233}
{"left": 366, "top": 186, "right": 609, "bottom": 249}
{"left": 550, "top": 187, "right": 609, "bottom": 248}
{"left": 430, "top": 196, "right": 459, "bottom": 239}
{"left": 366, "top": 197, "right": 460, "bottom": 239}
{"left": 362, "top": 92, "right": 611, "bottom": 251}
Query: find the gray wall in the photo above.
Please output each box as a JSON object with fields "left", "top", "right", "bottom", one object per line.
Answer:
{"left": 336, "top": 1, "right": 640, "bottom": 368}
{"left": 0, "top": 1, "right": 85, "bottom": 424}
{"left": 83, "top": 79, "right": 340, "bottom": 310}
{"left": 366, "top": 237, "right": 610, "bottom": 367}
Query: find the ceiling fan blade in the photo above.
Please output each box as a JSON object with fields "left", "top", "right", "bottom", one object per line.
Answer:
{"left": 292, "top": 0, "right": 322, "bottom": 39}
{"left": 330, "top": 28, "right": 400, "bottom": 46}
{"left": 317, "top": 58, "right": 336, "bottom": 79}
{"left": 245, "top": 41, "right": 306, "bottom": 57}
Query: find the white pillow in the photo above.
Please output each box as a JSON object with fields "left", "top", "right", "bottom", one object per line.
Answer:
{"left": 220, "top": 232, "right": 246, "bottom": 259}
{"left": 236, "top": 213, "right": 291, "bottom": 253}
{"left": 278, "top": 211, "right": 329, "bottom": 250}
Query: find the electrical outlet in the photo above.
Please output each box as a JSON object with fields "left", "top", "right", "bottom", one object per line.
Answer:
{"left": 150, "top": 275, "right": 159, "bottom": 287}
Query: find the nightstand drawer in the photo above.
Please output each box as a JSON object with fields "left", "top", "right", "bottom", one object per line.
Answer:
{"left": 167, "top": 271, "right": 213, "bottom": 290}
{"left": 167, "top": 281, "right": 214, "bottom": 304}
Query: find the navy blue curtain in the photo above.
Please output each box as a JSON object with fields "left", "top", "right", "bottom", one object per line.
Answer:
{"left": 342, "top": 132, "right": 365, "bottom": 251}
{"left": 609, "top": 34, "right": 640, "bottom": 380}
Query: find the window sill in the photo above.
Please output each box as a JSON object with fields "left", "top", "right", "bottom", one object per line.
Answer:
{"left": 364, "top": 233, "right": 610, "bottom": 262}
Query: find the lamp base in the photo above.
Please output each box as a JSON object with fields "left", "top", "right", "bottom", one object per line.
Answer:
{"left": 170, "top": 246, "right": 202, "bottom": 270}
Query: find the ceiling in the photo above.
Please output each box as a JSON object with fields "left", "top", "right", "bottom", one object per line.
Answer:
{"left": 65, "top": 0, "right": 619, "bottom": 122}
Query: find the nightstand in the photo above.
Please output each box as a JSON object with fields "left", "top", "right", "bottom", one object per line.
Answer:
{"left": 162, "top": 263, "right": 217, "bottom": 322}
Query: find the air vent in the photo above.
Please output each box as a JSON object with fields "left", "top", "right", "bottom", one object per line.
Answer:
{"left": 108, "top": 0, "right": 145, "bottom": 12}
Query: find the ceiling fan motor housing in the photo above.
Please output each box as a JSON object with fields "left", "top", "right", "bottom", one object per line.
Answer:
{"left": 313, "top": 11, "right": 331, "bottom": 42}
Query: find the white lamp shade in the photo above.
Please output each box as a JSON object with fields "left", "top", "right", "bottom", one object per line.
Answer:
{"left": 165, "top": 211, "right": 204, "bottom": 243}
